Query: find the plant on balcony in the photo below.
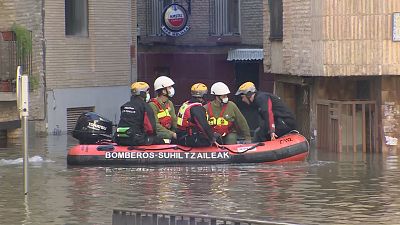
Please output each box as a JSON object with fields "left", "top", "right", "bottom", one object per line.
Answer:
{"left": 12, "top": 24, "right": 37, "bottom": 90}
{"left": 12, "top": 23, "right": 32, "bottom": 69}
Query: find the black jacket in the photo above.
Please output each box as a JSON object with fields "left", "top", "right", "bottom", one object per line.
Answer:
{"left": 118, "top": 95, "right": 156, "bottom": 136}
{"left": 253, "top": 91, "right": 296, "bottom": 134}
{"left": 183, "top": 98, "right": 215, "bottom": 142}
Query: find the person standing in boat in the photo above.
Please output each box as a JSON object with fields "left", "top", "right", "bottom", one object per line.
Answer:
{"left": 115, "top": 82, "right": 164, "bottom": 146}
{"left": 235, "top": 81, "right": 297, "bottom": 142}
{"left": 176, "top": 83, "right": 220, "bottom": 147}
{"left": 204, "top": 82, "right": 252, "bottom": 144}
{"left": 149, "top": 76, "right": 178, "bottom": 143}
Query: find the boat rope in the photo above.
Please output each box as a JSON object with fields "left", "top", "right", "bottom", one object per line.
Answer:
{"left": 216, "top": 142, "right": 265, "bottom": 154}
{"left": 127, "top": 145, "right": 192, "bottom": 152}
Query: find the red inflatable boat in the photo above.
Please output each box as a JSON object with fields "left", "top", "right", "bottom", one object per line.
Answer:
{"left": 67, "top": 133, "right": 309, "bottom": 166}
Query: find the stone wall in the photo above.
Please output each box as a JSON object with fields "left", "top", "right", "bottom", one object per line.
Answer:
{"left": 262, "top": 0, "right": 271, "bottom": 72}
{"left": 0, "top": 0, "right": 45, "bottom": 135}
{"left": 381, "top": 76, "right": 400, "bottom": 152}
{"left": 282, "top": 0, "right": 313, "bottom": 75}
{"left": 240, "top": 0, "right": 263, "bottom": 46}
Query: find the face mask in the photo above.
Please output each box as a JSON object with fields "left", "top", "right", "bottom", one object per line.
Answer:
{"left": 222, "top": 97, "right": 229, "bottom": 104}
{"left": 167, "top": 87, "right": 175, "bottom": 98}
{"left": 145, "top": 93, "right": 150, "bottom": 102}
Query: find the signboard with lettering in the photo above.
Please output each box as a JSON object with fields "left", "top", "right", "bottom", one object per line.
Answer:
{"left": 161, "top": 3, "right": 190, "bottom": 37}
{"left": 393, "top": 12, "right": 400, "bottom": 41}
{"left": 105, "top": 151, "right": 230, "bottom": 160}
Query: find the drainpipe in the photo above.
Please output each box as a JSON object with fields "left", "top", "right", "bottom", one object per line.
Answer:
{"left": 41, "top": 0, "right": 47, "bottom": 125}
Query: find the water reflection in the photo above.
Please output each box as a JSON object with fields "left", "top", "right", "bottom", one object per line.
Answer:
{"left": 0, "top": 135, "right": 400, "bottom": 224}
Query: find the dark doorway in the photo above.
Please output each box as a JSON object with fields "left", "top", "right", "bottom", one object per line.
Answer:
{"left": 234, "top": 62, "right": 260, "bottom": 89}
{"left": 233, "top": 62, "right": 261, "bottom": 134}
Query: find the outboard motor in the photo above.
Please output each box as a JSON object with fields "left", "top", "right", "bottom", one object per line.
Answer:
{"left": 72, "top": 112, "right": 113, "bottom": 144}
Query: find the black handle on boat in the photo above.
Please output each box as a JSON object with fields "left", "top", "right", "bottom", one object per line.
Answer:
{"left": 127, "top": 145, "right": 192, "bottom": 152}
{"left": 216, "top": 142, "right": 265, "bottom": 154}
{"left": 96, "top": 145, "right": 115, "bottom": 151}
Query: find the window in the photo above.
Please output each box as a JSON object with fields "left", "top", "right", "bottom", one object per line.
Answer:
{"left": 269, "top": 0, "right": 283, "bottom": 40}
{"left": 210, "top": 0, "right": 240, "bottom": 36}
{"left": 65, "top": 0, "right": 88, "bottom": 36}
{"left": 149, "top": 0, "right": 173, "bottom": 36}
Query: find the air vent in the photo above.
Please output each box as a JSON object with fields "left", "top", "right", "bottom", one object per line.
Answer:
{"left": 66, "top": 106, "right": 94, "bottom": 133}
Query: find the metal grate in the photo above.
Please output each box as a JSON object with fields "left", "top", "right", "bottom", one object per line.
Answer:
{"left": 316, "top": 100, "right": 378, "bottom": 153}
{"left": 148, "top": 0, "right": 173, "bottom": 36}
{"left": 66, "top": 106, "right": 94, "bottom": 133}
{"left": 112, "top": 209, "right": 296, "bottom": 225}
{"left": 209, "top": 0, "right": 239, "bottom": 36}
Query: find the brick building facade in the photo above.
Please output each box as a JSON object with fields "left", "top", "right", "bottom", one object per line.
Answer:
{"left": 137, "top": 0, "right": 270, "bottom": 131}
{"left": 0, "top": 0, "right": 137, "bottom": 138}
{"left": 264, "top": 0, "right": 400, "bottom": 152}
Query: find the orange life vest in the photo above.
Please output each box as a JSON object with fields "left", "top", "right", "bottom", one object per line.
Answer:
{"left": 177, "top": 101, "right": 203, "bottom": 130}
{"left": 206, "top": 102, "right": 232, "bottom": 136}
{"left": 151, "top": 98, "right": 172, "bottom": 129}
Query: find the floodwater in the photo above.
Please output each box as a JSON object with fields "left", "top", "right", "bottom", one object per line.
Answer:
{"left": 1, "top": 135, "right": 400, "bottom": 225}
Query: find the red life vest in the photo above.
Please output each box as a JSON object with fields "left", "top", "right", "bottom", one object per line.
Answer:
{"left": 206, "top": 102, "right": 232, "bottom": 136}
{"left": 151, "top": 98, "right": 172, "bottom": 129}
{"left": 177, "top": 101, "right": 203, "bottom": 130}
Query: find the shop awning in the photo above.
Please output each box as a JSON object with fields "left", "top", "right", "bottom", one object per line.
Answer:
{"left": 227, "top": 49, "right": 263, "bottom": 61}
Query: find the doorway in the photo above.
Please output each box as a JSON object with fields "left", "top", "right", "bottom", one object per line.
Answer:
{"left": 234, "top": 62, "right": 261, "bottom": 133}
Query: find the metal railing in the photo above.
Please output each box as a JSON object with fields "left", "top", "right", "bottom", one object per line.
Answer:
{"left": 112, "top": 209, "right": 296, "bottom": 225}
{"left": 0, "top": 36, "right": 17, "bottom": 82}
{"left": 317, "top": 100, "right": 378, "bottom": 153}
{"left": 0, "top": 30, "right": 32, "bottom": 92}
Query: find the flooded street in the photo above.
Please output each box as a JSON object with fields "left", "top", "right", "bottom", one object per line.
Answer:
{"left": 1, "top": 135, "right": 400, "bottom": 225}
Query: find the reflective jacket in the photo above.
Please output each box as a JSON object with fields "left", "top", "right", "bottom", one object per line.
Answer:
{"left": 148, "top": 97, "right": 177, "bottom": 139}
{"left": 177, "top": 101, "right": 203, "bottom": 130}
{"left": 177, "top": 98, "right": 215, "bottom": 142}
{"left": 204, "top": 100, "right": 251, "bottom": 141}
{"left": 150, "top": 98, "right": 172, "bottom": 129}
{"left": 206, "top": 102, "right": 232, "bottom": 136}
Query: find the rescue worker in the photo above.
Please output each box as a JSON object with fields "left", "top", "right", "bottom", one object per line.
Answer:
{"left": 176, "top": 83, "right": 219, "bottom": 147}
{"left": 115, "top": 82, "right": 164, "bottom": 146}
{"left": 235, "top": 81, "right": 297, "bottom": 142}
{"left": 149, "top": 75, "right": 178, "bottom": 142}
{"left": 204, "top": 82, "right": 251, "bottom": 144}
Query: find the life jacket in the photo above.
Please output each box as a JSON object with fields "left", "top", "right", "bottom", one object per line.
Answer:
{"left": 177, "top": 101, "right": 203, "bottom": 130}
{"left": 206, "top": 102, "right": 232, "bottom": 136}
{"left": 151, "top": 98, "right": 172, "bottom": 129}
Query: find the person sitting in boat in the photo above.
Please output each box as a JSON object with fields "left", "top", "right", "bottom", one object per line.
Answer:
{"left": 204, "top": 82, "right": 252, "bottom": 144}
{"left": 176, "top": 83, "right": 220, "bottom": 147}
{"left": 149, "top": 75, "right": 178, "bottom": 143}
{"left": 235, "top": 81, "right": 297, "bottom": 142}
{"left": 115, "top": 82, "right": 164, "bottom": 146}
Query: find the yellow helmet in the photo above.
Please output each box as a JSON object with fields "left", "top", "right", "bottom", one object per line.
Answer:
{"left": 235, "top": 81, "right": 257, "bottom": 95}
{"left": 131, "top": 82, "right": 150, "bottom": 95}
{"left": 191, "top": 83, "right": 208, "bottom": 97}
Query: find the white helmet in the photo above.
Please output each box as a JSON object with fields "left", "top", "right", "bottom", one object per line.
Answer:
{"left": 154, "top": 76, "right": 175, "bottom": 91}
{"left": 210, "top": 82, "right": 230, "bottom": 96}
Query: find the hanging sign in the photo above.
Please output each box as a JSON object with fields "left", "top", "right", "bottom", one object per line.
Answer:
{"left": 393, "top": 12, "right": 400, "bottom": 41}
{"left": 161, "top": 3, "right": 190, "bottom": 37}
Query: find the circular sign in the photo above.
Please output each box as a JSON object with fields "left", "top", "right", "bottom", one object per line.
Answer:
{"left": 161, "top": 4, "right": 190, "bottom": 37}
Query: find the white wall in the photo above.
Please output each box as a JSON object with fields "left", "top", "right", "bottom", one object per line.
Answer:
{"left": 46, "top": 86, "right": 130, "bottom": 134}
